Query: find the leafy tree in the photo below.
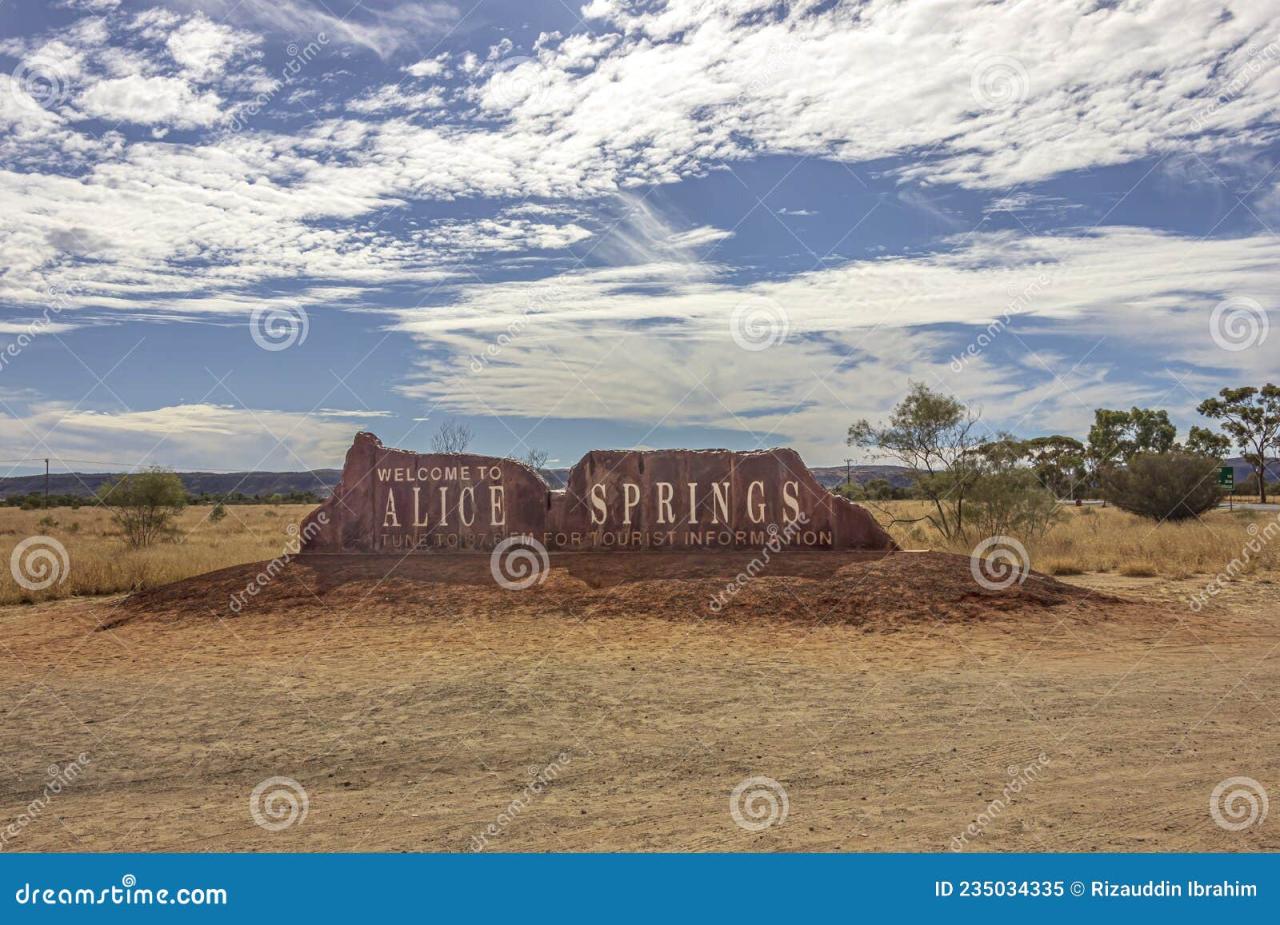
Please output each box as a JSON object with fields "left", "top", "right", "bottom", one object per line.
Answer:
{"left": 1100, "top": 452, "right": 1221, "bottom": 521}
{"left": 862, "top": 478, "right": 899, "bottom": 501}
{"left": 430, "top": 419, "right": 474, "bottom": 454}
{"left": 1197, "top": 385, "right": 1280, "bottom": 504}
{"left": 1021, "top": 435, "right": 1087, "bottom": 500}
{"left": 965, "top": 467, "right": 1060, "bottom": 540}
{"left": 848, "top": 383, "right": 983, "bottom": 539}
{"left": 1087, "top": 407, "right": 1176, "bottom": 470}
{"left": 1183, "top": 425, "right": 1231, "bottom": 459}
{"left": 96, "top": 468, "right": 187, "bottom": 548}
{"left": 1231, "top": 472, "right": 1278, "bottom": 498}
{"left": 832, "top": 481, "right": 865, "bottom": 501}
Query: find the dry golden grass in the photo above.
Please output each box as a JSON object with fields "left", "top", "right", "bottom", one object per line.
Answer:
{"left": 2, "top": 498, "right": 1277, "bottom": 605}
{"left": 0, "top": 503, "right": 312, "bottom": 605}
{"left": 874, "top": 500, "right": 1280, "bottom": 578}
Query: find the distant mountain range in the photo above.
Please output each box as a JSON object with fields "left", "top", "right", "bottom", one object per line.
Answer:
{"left": 0, "top": 470, "right": 342, "bottom": 499}
{"left": 0, "top": 462, "right": 916, "bottom": 499}
{"left": 2, "top": 457, "right": 1270, "bottom": 500}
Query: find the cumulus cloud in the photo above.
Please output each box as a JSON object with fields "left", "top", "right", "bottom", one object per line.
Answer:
{"left": 403, "top": 55, "right": 447, "bottom": 78}
{"left": 166, "top": 14, "right": 260, "bottom": 80}
{"left": 77, "top": 74, "right": 225, "bottom": 127}
{"left": 307, "top": 0, "right": 1280, "bottom": 194}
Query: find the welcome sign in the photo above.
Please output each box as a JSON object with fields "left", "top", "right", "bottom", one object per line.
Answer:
{"left": 301, "top": 432, "right": 895, "bottom": 553}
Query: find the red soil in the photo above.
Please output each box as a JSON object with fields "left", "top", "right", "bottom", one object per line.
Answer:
{"left": 114, "top": 549, "right": 1133, "bottom": 631}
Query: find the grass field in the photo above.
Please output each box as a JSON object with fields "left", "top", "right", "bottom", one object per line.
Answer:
{"left": 871, "top": 500, "right": 1280, "bottom": 580}
{"left": 1, "top": 499, "right": 1277, "bottom": 605}
{"left": 0, "top": 504, "right": 314, "bottom": 605}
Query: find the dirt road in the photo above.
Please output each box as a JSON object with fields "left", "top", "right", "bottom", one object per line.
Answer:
{"left": 0, "top": 558, "right": 1276, "bottom": 852}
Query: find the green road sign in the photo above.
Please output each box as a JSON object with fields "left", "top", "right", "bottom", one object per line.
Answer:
{"left": 1218, "top": 466, "right": 1234, "bottom": 488}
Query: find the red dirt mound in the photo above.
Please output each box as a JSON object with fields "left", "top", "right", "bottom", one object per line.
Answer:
{"left": 113, "top": 549, "right": 1138, "bottom": 631}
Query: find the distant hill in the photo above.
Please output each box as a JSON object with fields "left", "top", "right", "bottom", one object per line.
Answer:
{"left": 0, "top": 462, "right": 915, "bottom": 499}
{"left": 0, "top": 470, "right": 341, "bottom": 500}
{"left": 1223, "top": 458, "right": 1280, "bottom": 484}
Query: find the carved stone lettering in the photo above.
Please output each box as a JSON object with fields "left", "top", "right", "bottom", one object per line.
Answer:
{"left": 302, "top": 433, "right": 896, "bottom": 553}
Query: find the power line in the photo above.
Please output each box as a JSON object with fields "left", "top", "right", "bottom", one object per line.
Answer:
{"left": 0, "top": 457, "right": 307, "bottom": 473}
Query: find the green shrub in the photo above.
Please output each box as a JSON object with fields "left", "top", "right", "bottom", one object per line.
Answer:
{"left": 964, "top": 468, "right": 1060, "bottom": 540}
{"left": 1101, "top": 452, "right": 1220, "bottom": 522}
{"left": 96, "top": 468, "right": 187, "bottom": 548}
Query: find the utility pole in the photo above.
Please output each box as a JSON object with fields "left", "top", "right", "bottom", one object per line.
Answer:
{"left": 845, "top": 457, "right": 853, "bottom": 487}
{"left": 44, "top": 458, "right": 50, "bottom": 509}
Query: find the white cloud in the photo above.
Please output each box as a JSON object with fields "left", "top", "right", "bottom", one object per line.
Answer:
{"left": 389, "top": 227, "right": 1280, "bottom": 459}
{"left": 417, "top": 218, "right": 593, "bottom": 253}
{"left": 0, "top": 401, "right": 383, "bottom": 471}
{"left": 172, "top": 0, "right": 459, "bottom": 58}
{"left": 56, "top": 0, "right": 121, "bottom": 10}
{"left": 3, "top": 0, "right": 1279, "bottom": 463}
{"left": 303, "top": 0, "right": 1280, "bottom": 196}
{"left": 166, "top": 14, "right": 259, "bottom": 81}
{"left": 78, "top": 74, "right": 225, "bottom": 127}
{"left": 347, "top": 84, "right": 445, "bottom": 114}
{"left": 404, "top": 55, "right": 447, "bottom": 78}
{"left": 0, "top": 321, "right": 78, "bottom": 335}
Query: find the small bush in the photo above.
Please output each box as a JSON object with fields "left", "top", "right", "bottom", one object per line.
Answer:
{"left": 1101, "top": 452, "right": 1221, "bottom": 522}
{"left": 96, "top": 469, "right": 187, "bottom": 549}
{"left": 964, "top": 469, "right": 1060, "bottom": 540}
{"left": 1119, "top": 561, "right": 1158, "bottom": 577}
{"left": 209, "top": 502, "right": 227, "bottom": 523}
{"left": 1043, "top": 559, "right": 1084, "bottom": 576}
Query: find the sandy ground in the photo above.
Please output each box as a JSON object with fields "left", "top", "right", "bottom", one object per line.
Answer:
{"left": 0, "top": 552, "right": 1276, "bottom": 852}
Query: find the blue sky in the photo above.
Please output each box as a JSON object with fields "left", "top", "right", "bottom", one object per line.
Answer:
{"left": 0, "top": 0, "right": 1277, "bottom": 474}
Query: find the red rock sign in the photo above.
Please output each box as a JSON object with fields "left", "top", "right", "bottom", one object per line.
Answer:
{"left": 301, "top": 433, "right": 895, "bottom": 553}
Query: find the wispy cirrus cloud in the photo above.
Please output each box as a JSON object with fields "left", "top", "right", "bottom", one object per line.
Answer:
{"left": 0, "top": 0, "right": 1277, "bottom": 465}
